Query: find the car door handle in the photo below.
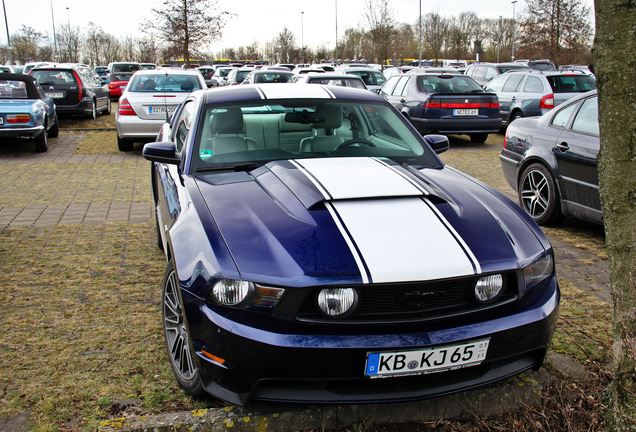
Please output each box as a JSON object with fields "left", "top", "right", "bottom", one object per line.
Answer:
{"left": 556, "top": 142, "right": 569, "bottom": 152}
{"left": 400, "top": 99, "right": 406, "bottom": 103}
{"left": 511, "top": 97, "right": 516, "bottom": 102}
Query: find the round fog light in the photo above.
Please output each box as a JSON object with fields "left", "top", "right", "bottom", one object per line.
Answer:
{"left": 475, "top": 274, "right": 503, "bottom": 302}
{"left": 317, "top": 288, "right": 358, "bottom": 317}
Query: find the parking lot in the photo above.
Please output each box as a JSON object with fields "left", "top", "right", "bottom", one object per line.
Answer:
{"left": 0, "top": 113, "right": 611, "bottom": 431}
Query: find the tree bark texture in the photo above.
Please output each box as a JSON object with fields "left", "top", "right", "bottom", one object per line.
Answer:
{"left": 593, "top": 0, "right": 636, "bottom": 428}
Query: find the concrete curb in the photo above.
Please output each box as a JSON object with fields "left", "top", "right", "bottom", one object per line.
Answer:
{"left": 97, "top": 370, "right": 544, "bottom": 432}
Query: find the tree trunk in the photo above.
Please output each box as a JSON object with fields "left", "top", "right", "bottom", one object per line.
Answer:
{"left": 593, "top": 0, "right": 636, "bottom": 428}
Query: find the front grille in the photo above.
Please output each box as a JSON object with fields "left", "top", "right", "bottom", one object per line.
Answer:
{"left": 296, "top": 272, "right": 517, "bottom": 323}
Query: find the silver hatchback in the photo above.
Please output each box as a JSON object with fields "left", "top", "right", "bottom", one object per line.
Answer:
{"left": 115, "top": 69, "right": 206, "bottom": 151}
{"left": 484, "top": 70, "right": 596, "bottom": 128}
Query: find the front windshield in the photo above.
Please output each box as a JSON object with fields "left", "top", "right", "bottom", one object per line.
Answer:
{"left": 190, "top": 99, "right": 440, "bottom": 172}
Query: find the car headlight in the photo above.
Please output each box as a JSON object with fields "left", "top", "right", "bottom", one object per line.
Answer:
{"left": 474, "top": 274, "right": 504, "bottom": 303}
{"left": 524, "top": 254, "right": 554, "bottom": 289}
{"left": 317, "top": 288, "right": 358, "bottom": 317}
{"left": 210, "top": 279, "right": 284, "bottom": 311}
{"left": 212, "top": 279, "right": 251, "bottom": 306}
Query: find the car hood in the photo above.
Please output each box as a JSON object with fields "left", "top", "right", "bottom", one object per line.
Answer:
{"left": 194, "top": 157, "right": 548, "bottom": 286}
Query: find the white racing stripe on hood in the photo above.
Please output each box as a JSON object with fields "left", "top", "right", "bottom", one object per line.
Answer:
{"left": 329, "top": 197, "right": 477, "bottom": 283}
{"left": 293, "top": 157, "right": 426, "bottom": 200}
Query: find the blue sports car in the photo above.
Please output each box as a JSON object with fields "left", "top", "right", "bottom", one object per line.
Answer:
{"left": 143, "top": 84, "right": 560, "bottom": 406}
{"left": 0, "top": 73, "right": 58, "bottom": 152}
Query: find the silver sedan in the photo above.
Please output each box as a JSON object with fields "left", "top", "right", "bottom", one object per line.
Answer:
{"left": 116, "top": 69, "right": 206, "bottom": 151}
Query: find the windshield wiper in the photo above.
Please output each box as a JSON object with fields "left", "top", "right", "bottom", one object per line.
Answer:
{"left": 194, "top": 163, "right": 263, "bottom": 173}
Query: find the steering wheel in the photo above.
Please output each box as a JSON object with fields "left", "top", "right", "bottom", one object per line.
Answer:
{"left": 336, "top": 139, "right": 376, "bottom": 149}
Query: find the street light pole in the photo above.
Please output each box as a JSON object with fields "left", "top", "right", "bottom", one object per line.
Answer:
{"left": 301, "top": 11, "right": 304, "bottom": 63}
{"left": 418, "top": 0, "right": 422, "bottom": 67}
{"left": 497, "top": 15, "right": 502, "bottom": 63}
{"left": 335, "top": 0, "right": 338, "bottom": 64}
{"left": 50, "top": 0, "right": 58, "bottom": 60}
{"left": 511, "top": 0, "right": 517, "bottom": 62}
{"left": 1, "top": 0, "right": 11, "bottom": 65}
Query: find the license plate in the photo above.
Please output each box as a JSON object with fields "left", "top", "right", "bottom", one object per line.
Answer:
{"left": 0, "top": 117, "right": 3, "bottom": 125}
{"left": 365, "top": 339, "right": 490, "bottom": 378}
{"left": 46, "top": 92, "right": 64, "bottom": 98}
{"left": 119, "top": 85, "right": 127, "bottom": 89}
{"left": 149, "top": 106, "right": 176, "bottom": 114}
{"left": 454, "top": 109, "right": 478, "bottom": 116}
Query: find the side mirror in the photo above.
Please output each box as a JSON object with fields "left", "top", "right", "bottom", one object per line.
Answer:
{"left": 142, "top": 142, "right": 181, "bottom": 165}
{"left": 423, "top": 134, "right": 450, "bottom": 154}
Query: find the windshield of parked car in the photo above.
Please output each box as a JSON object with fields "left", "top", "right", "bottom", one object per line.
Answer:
{"left": 190, "top": 99, "right": 440, "bottom": 172}
{"left": 128, "top": 74, "right": 202, "bottom": 92}
{"left": 545, "top": 74, "right": 597, "bottom": 93}
{"left": 416, "top": 75, "right": 484, "bottom": 93}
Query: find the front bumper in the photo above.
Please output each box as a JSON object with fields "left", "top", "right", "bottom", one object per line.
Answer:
{"left": 184, "top": 275, "right": 560, "bottom": 406}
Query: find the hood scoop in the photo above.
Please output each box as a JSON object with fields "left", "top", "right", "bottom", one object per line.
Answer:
{"left": 258, "top": 157, "right": 442, "bottom": 210}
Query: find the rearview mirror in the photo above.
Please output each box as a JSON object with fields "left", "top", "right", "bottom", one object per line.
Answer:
{"left": 423, "top": 134, "right": 450, "bottom": 154}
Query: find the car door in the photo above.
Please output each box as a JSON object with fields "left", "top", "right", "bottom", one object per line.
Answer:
{"left": 156, "top": 100, "right": 196, "bottom": 234}
{"left": 552, "top": 95, "right": 601, "bottom": 215}
{"left": 485, "top": 74, "right": 512, "bottom": 121}
{"left": 384, "top": 76, "right": 411, "bottom": 112}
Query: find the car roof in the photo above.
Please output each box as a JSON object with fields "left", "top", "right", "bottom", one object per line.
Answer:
{"left": 0, "top": 73, "right": 40, "bottom": 98}
{"left": 201, "top": 83, "right": 383, "bottom": 105}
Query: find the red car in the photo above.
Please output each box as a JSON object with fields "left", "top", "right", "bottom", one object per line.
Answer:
{"left": 106, "top": 62, "right": 141, "bottom": 98}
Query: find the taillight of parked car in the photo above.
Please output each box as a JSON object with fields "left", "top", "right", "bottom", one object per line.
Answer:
{"left": 540, "top": 94, "right": 554, "bottom": 109}
{"left": 72, "top": 70, "right": 83, "bottom": 101}
{"left": 424, "top": 99, "right": 440, "bottom": 108}
{"left": 5, "top": 114, "right": 30, "bottom": 123}
{"left": 117, "top": 98, "right": 137, "bottom": 116}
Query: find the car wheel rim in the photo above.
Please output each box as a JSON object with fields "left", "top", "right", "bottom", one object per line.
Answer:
{"left": 163, "top": 270, "right": 196, "bottom": 380}
{"left": 520, "top": 170, "right": 549, "bottom": 218}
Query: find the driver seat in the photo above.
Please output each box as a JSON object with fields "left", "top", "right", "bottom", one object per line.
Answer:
{"left": 299, "top": 105, "right": 345, "bottom": 152}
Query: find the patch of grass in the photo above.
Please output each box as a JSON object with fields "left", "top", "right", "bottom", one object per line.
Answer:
{"left": 74, "top": 131, "right": 121, "bottom": 154}
{"left": 0, "top": 223, "right": 212, "bottom": 431}
{"left": 58, "top": 103, "right": 117, "bottom": 130}
{"left": 552, "top": 280, "right": 612, "bottom": 365}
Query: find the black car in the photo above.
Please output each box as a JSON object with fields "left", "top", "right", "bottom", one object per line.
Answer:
{"left": 379, "top": 73, "right": 501, "bottom": 143}
{"left": 30, "top": 64, "right": 111, "bottom": 118}
{"left": 500, "top": 90, "right": 601, "bottom": 225}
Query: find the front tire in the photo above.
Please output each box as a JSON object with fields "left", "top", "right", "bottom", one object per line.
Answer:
{"left": 162, "top": 261, "right": 206, "bottom": 397}
{"left": 518, "top": 163, "right": 564, "bottom": 225}
{"left": 510, "top": 111, "right": 524, "bottom": 123}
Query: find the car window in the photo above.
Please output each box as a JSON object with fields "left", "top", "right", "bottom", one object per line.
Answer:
{"left": 484, "top": 67, "right": 498, "bottom": 82}
{"left": 31, "top": 70, "right": 76, "bottom": 85}
{"left": 484, "top": 74, "right": 507, "bottom": 92}
{"left": 173, "top": 100, "right": 195, "bottom": 152}
{"left": 546, "top": 75, "right": 597, "bottom": 93}
{"left": 348, "top": 71, "right": 386, "bottom": 86}
{"left": 523, "top": 76, "right": 544, "bottom": 93}
{"left": 502, "top": 74, "right": 524, "bottom": 92}
{"left": 571, "top": 97, "right": 599, "bottom": 135}
{"left": 550, "top": 102, "right": 578, "bottom": 128}
{"left": 473, "top": 66, "right": 487, "bottom": 81}
{"left": 379, "top": 76, "right": 400, "bottom": 97}
{"left": 392, "top": 76, "right": 410, "bottom": 96}
{"left": 129, "top": 75, "right": 202, "bottom": 92}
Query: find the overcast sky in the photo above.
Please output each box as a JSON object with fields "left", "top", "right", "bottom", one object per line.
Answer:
{"left": 2, "top": 0, "right": 593, "bottom": 55}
